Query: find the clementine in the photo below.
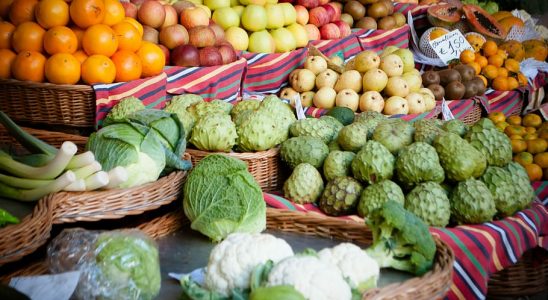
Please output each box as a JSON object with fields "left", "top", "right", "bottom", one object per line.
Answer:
{"left": 34, "top": 0, "right": 69, "bottom": 29}
{"left": 112, "top": 21, "right": 141, "bottom": 52}
{"left": 11, "top": 21, "right": 45, "bottom": 53}
{"left": 82, "top": 23, "right": 118, "bottom": 56}
{"left": 69, "top": 0, "right": 105, "bottom": 29}
{"left": 81, "top": 54, "right": 115, "bottom": 84}
{"left": 9, "top": 0, "right": 38, "bottom": 25}
{"left": 0, "top": 21, "right": 15, "bottom": 49}
{"left": 43, "top": 25, "right": 77, "bottom": 54}
{"left": 111, "top": 50, "right": 141, "bottom": 82}
{"left": 102, "top": 0, "right": 124, "bottom": 26}
{"left": 45, "top": 53, "right": 80, "bottom": 84}
{"left": 136, "top": 41, "right": 165, "bottom": 78}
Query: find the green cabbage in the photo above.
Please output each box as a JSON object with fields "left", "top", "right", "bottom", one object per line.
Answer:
{"left": 183, "top": 154, "right": 266, "bottom": 242}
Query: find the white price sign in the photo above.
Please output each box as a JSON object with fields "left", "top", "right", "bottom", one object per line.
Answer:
{"left": 429, "top": 29, "right": 473, "bottom": 65}
{"left": 441, "top": 98, "right": 455, "bottom": 121}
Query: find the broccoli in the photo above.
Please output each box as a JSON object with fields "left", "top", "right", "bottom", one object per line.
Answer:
{"left": 103, "top": 96, "right": 145, "bottom": 126}
{"left": 365, "top": 200, "right": 436, "bottom": 276}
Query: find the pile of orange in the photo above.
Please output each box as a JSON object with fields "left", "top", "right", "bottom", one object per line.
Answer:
{"left": 488, "top": 112, "right": 548, "bottom": 181}
{"left": 459, "top": 40, "right": 527, "bottom": 92}
{"left": 0, "top": 0, "right": 165, "bottom": 85}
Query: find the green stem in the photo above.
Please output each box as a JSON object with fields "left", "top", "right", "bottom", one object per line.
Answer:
{"left": 0, "top": 173, "right": 53, "bottom": 189}
{"left": 0, "top": 170, "right": 76, "bottom": 201}
{"left": 0, "top": 111, "right": 57, "bottom": 155}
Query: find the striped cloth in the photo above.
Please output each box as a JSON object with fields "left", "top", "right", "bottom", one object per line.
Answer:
{"left": 485, "top": 89, "right": 524, "bottom": 116}
{"left": 355, "top": 25, "right": 410, "bottom": 54}
{"left": 263, "top": 183, "right": 548, "bottom": 300}
{"left": 309, "top": 34, "right": 362, "bottom": 60}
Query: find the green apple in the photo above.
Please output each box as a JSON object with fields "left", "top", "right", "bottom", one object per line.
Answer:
{"left": 212, "top": 7, "right": 240, "bottom": 30}
{"left": 225, "top": 26, "right": 249, "bottom": 51}
{"left": 242, "top": 5, "right": 267, "bottom": 32}
{"left": 393, "top": 48, "right": 415, "bottom": 73}
{"left": 230, "top": 0, "right": 239, "bottom": 6}
{"left": 187, "top": 0, "right": 203, "bottom": 5}
{"left": 279, "top": 3, "right": 296, "bottom": 26}
{"left": 286, "top": 23, "right": 308, "bottom": 48}
{"left": 239, "top": 0, "right": 266, "bottom": 5}
{"left": 270, "top": 27, "right": 296, "bottom": 53}
{"left": 265, "top": 4, "right": 284, "bottom": 29}
{"left": 248, "top": 30, "right": 275, "bottom": 53}
{"left": 265, "top": 0, "right": 277, "bottom": 4}
{"left": 204, "top": 0, "right": 229, "bottom": 10}
{"left": 232, "top": 5, "right": 244, "bottom": 17}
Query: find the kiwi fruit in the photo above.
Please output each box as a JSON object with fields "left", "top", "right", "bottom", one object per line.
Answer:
{"left": 422, "top": 71, "right": 440, "bottom": 86}
{"left": 438, "top": 69, "right": 461, "bottom": 86}
{"left": 463, "top": 80, "right": 479, "bottom": 99}
{"left": 344, "top": 1, "right": 367, "bottom": 21}
{"left": 453, "top": 64, "right": 475, "bottom": 82}
{"left": 427, "top": 83, "right": 445, "bottom": 100}
{"left": 392, "top": 12, "right": 406, "bottom": 28}
{"left": 445, "top": 81, "right": 466, "bottom": 100}
{"left": 355, "top": 17, "right": 377, "bottom": 30}
{"left": 367, "top": 2, "right": 388, "bottom": 19}
{"left": 378, "top": 16, "right": 396, "bottom": 30}
{"left": 472, "top": 77, "right": 486, "bottom": 96}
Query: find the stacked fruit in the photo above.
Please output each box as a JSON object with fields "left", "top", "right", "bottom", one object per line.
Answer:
{"left": 290, "top": 1, "right": 352, "bottom": 41}
{"left": 489, "top": 112, "right": 548, "bottom": 181}
{"left": 340, "top": 0, "right": 406, "bottom": 31}
{"left": 279, "top": 47, "right": 437, "bottom": 116}
{"left": 422, "top": 65, "right": 486, "bottom": 100}
{"left": 0, "top": 0, "right": 165, "bottom": 84}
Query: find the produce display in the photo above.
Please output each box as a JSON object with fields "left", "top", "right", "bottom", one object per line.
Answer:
{"left": 342, "top": 0, "right": 406, "bottom": 30}
{"left": 422, "top": 65, "right": 486, "bottom": 100}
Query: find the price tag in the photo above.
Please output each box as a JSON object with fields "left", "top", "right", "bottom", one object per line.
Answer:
{"left": 429, "top": 29, "right": 473, "bottom": 65}
{"left": 441, "top": 98, "right": 455, "bottom": 120}
{"left": 293, "top": 94, "right": 306, "bottom": 120}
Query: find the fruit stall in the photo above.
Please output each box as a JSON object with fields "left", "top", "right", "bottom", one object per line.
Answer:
{"left": 0, "top": 0, "right": 547, "bottom": 299}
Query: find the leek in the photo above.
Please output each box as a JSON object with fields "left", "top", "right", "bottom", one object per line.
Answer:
{"left": 72, "top": 161, "right": 102, "bottom": 179}
{"left": 84, "top": 171, "right": 109, "bottom": 191}
{"left": 105, "top": 166, "right": 128, "bottom": 189}
{"left": 66, "top": 151, "right": 95, "bottom": 169}
{"left": 0, "top": 173, "right": 52, "bottom": 189}
{"left": 63, "top": 179, "right": 86, "bottom": 192}
{"left": 0, "top": 111, "right": 57, "bottom": 155}
{"left": 0, "top": 170, "right": 76, "bottom": 201}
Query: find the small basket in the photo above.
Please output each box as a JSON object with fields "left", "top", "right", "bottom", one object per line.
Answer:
{"left": 461, "top": 100, "right": 483, "bottom": 125}
{"left": 487, "top": 247, "right": 548, "bottom": 298}
{"left": 0, "top": 79, "right": 95, "bottom": 128}
{"left": 186, "top": 147, "right": 283, "bottom": 193}
{"left": 0, "top": 126, "right": 89, "bottom": 153}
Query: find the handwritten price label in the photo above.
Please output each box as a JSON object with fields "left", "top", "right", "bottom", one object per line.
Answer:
{"left": 429, "top": 29, "right": 473, "bottom": 65}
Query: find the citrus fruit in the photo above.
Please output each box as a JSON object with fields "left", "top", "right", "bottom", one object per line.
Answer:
{"left": 111, "top": 50, "right": 142, "bottom": 82}
{"left": 69, "top": 0, "right": 105, "bottom": 29}
{"left": 0, "top": 48, "right": 16, "bottom": 79}
{"left": 34, "top": 0, "right": 69, "bottom": 29}
{"left": 11, "top": 50, "right": 45, "bottom": 82}
{"left": 82, "top": 23, "right": 118, "bottom": 56}
{"left": 43, "top": 25, "right": 77, "bottom": 54}
{"left": 81, "top": 54, "right": 115, "bottom": 84}
{"left": 102, "top": 0, "right": 124, "bottom": 26}
{"left": 136, "top": 41, "right": 165, "bottom": 78}
{"left": 112, "top": 21, "right": 141, "bottom": 52}
{"left": 11, "top": 21, "right": 45, "bottom": 53}
{"left": 45, "top": 53, "right": 80, "bottom": 84}
{"left": 9, "top": 0, "right": 38, "bottom": 25}
{"left": 0, "top": 21, "right": 15, "bottom": 49}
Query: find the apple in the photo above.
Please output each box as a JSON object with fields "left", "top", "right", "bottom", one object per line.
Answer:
{"left": 332, "top": 21, "right": 351, "bottom": 38}
{"left": 157, "top": 44, "right": 170, "bottom": 65}
{"left": 159, "top": 24, "right": 189, "bottom": 49}
{"left": 321, "top": 4, "right": 336, "bottom": 22}
{"left": 286, "top": 23, "right": 309, "bottom": 48}
{"left": 121, "top": 2, "right": 138, "bottom": 19}
{"left": 279, "top": 3, "right": 297, "bottom": 26}
{"left": 265, "top": 0, "right": 278, "bottom": 4}
{"left": 230, "top": 0, "right": 239, "bottom": 5}
{"left": 209, "top": 22, "right": 226, "bottom": 45}
{"left": 172, "top": 0, "right": 195, "bottom": 15}
{"left": 277, "top": 0, "right": 294, "bottom": 2}
{"left": 196, "top": 4, "right": 212, "bottom": 18}
{"left": 142, "top": 25, "right": 160, "bottom": 43}
{"left": 186, "top": 0, "right": 202, "bottom": 4}
{"left": 138, "top": 0, "right": 166, "bottom": 29}
{"left": 131, "top": 0, "right": 146, "bottom": 8}
{"left": 218, "top": 44, "right": 237, "bottom": 64}
{"left": 188, "top": 25, "right": 216, "bottom": 48}
{"left": 304, "top": 24, "right": 321, "bottom": 40}
{"left": 335, "top": 89, "right": 359, "bottom": 111}
{"left": 212, "top": 7, "right": 240, "bottom": 30}
{"left": 171, "top": 44, "right": 200, "bottom": 67}
{"left": 225, "top": 26, "right": 249, "bottom": 51}
{"left": 359, "top": 91, "right": 384, "bottom": 112}
{"left": 325, "top": 2, "right": 341, "bottom": 20}
{"left": 199, "top": 46, "right": 223, "bottom": 66}
{"left": 294, "top": 5, "right": 308, "bottom": 25}
{"left": 296, "top": 0, "right": 318, "bottom": 9}
{"left": 308, "top": 7, "right": 329, "bottom": 27}
{"left": 271, "top": 27, "right": 297, "bottom": 53}
{"left": 162, "top": 5, "right": 179, "bottom": 28}
{"left": 248, "top": 30, "right": 275, "bottom": 53}
{"left": 264, "top": 4, "right": 285, "bottom": 30}
{"left": 232, "top": 5, "right": 244, "bottom": 17}
{"left": 318, "top": 0, "right": 329, "bottom": 4}
{"left": 180, "top": 7, "right": 210, "bottom": 28}
{"left": 340, "top": 13, "right": 354, "bottom": 27}
{"left": 204, "top": 0, "right": 229, "bottom": 10}
{"left": 242, "top": 5, "right": 268, "bottom": 32}
{"left": 320, "top": 23, "right": 340, "bottom": 40}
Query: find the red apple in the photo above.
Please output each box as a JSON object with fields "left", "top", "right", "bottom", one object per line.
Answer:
{"left": 294, "top": 5, "right": 309, "bottom": 25}
{"left": 172, "top": 0, "right": 195, "bottom": 15}
{"left": 217, "top": 44, "right": 237, "bottom": 65}
{"left": 318, "top": 0, "right": 329, "bottom": 4}
{"left": 142, "top": 25, "right": 159, "bottom": 44}
{"left": 296, "top": 0, "right": 318, "bottom": 9}
{"left": 188, "top": 25, "right": 216, "bottom": 48}
{"left": 121, "top": 2, "right": 138, "bottom": 19}
{"left": 159, "top": 24, "right": 189, "bottom": 49}
{"left": 326, "top": 2, "right": 341, "bottom": 22}
{"left": 180, "top": 7, "right": 210, "bottom": 29}
{"left": 171, "top": 44, "right": 200, "bottom": 67}
{"left": 209, "top": 22, "right": 226, "bottom": 45}
{"left": 130, "top": 0, "right": 146, "bottom": 8}
{"left": 308, "top": 7, "right": 329, "bottom": 27}
{"left": 321, "top": 3, "right": 336, "bottom": 22}
{"left": 157, "top": 44, "right": 170, "bottom": 65}
{"left": 333, "top": 20, "right": 351, "bottom": 38}
{"left": 304, "top": 24, "right": 321, "bottom": 40}
{"left": 320, "top": 23, "right": 340, "bottom": 40}
{"left": 329, "top": 1, "right": 342, "bottom": 13}
{"left": 162, "top": 5, "right": 178, "bottom": 28}
{"left": 199, "top": 46, "right": 223, "bottom": 67}
{"left": 138, "top": 0, "right": 166, "bottom": 29}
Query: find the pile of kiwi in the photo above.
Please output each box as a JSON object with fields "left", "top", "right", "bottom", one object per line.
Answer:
{"left": 422, "top": 65, "right": 486, "bottom": 100}
{"left": 342, "top": 0, "right": 407, "bottom": 30}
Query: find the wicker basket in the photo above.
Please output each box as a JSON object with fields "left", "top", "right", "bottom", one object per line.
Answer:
{"left": 487, "top": 247, "right": 548, "bottom": 298}
{"left": 508, "top": 99, "right": 524, "bottom": 117}
{"left": 0, "top": 126, "right": 89, "bottom": 153}
{"left": 462, "top": 100, "right": 483, "bottom": 125}
{"left": 186, "top": 147, "right": 283, "bottom": 193}
{"left": 0, "top": 79, "right": 95, "bottom": 127}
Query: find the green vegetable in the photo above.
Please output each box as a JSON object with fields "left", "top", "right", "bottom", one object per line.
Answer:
{"left": 0, "top": 208, "right": 19, "bottom": 227}
{"left": 103, "top": 97, "right": 146, "bottom": 126}
{"left": 183, "top": 154, "right": 266, "bottom": 242}
{"left": 0, "top": 170, "right": 76, "bottom": 201}
{"left": 249, "top": 286, "right": 306, "bottom": 300}
{"left": 365, "top": 201, "right": 436, "bottom": 276}
{"left": 180, "top": 276, "right": 230, "bottom": 300}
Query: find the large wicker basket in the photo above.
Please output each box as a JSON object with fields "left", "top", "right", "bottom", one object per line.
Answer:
{"left": 0, "top": 79, "right": 95, "bottom": 127}
{"left": 1, "top": 208, "right": 454, "bottom": 299}
{"left": 462, "top": 100, "right": 483, "bottom": 125}
{"left": 186, "top": 147, "right": 283, "bottom": 193}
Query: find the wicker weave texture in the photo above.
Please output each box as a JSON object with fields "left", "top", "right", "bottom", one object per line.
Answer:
{"left": 462, "top": 101, "right": 483, "bottom": 125}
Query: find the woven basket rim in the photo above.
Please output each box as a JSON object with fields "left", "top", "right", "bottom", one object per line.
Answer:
{"left": 0, "top": 78, "right": 93, "bottom": 91}
{"left": 186, "top": 146, "right": 280, "bottom": 159}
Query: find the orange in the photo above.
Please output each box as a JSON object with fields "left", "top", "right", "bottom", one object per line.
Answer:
{"left": 527, "top": 139, "right": 548, "bottom": 154}
{"left": 539, "top": 130, "right": 548, "bottom": 140}
{"left": 496, "top": 49, "right": 508, "bottom": 59}
{"left": 111, "top": 50, "right": 141, "bottom": 82}
{"left": 487, "top": 54, "right": 504, "bottom": 67}
{"left": 481, "top": 64, "right": 498, "bottom": 80}
{"left": 80, "top": 54, "right": 115, "bottom": 84}
{"left": 505, "top": 124, "right": 525, "bottom": 135}
{"left": 534, "top": 152, "right": 548, "bottom": 168}
{"left": 82, "top": 24, "right": 118, "bottom": 57}
{"left": 517, "top": 72, "right": 527, "bottom": 86}
{"left": 488, "top": 111, "right": 506, "bottom": 123}
{"left": 9, "top": 0, "right": 38, "bottom": 25}
{"left": 492, "top": 76, "right": 509, "bottom": 91}
{"left": 44, "top": 53, "right": 80, "bottom": 84}
{"left": 73, "top": 49, "right": 87, "bottom": 63}
{"left": 506, "top": 76, "right": 519, "bottom": 90}
{"left": 0, "top": 0, "right": 13, "bottom": 19}
{"left": 496, "top": 121, "right": 510, "bottom": 132}
{"left": 0, "top": 21, "right": 15, "bottom": 49}
{"left": 0, "top": 48, "right": 16, "bottom": 79}
{"left": 523, "top": 133, "right": 538, "bottom": 140}
{"left": 522, "top": 114, "right": 542, "bottom": 128}
{"left": 525, "top": 127, "right": 537, "bottom": 134}
{"left": 11, "top": 21, "right": 45, "bottom": 53}
{"left": 136, "top": 41, "right": 165, "bottom": 78}
{"left": 101, "top": 0, "right": 124, "bottom": 26}
{"left": 510, "top": 134, "right": 523, "bottom": 140}
{"left": 482, "top": 40, "right": 498, "bottom": 57}
{"left": 11, "top": 50, "right": 45, "bottom": 82}
{"left": 524, "top": 163, "right": 542, "bottom": 181}
{"left": 43, "top": 25, "right": 77, "bottom": 55}
{"left": 123, "top": 17, "right": 143, "bottom": 38}
{"left": 511, "top": 139, "right": 528, "bottom": 153}
{"left": 69, "top": 0, "right": 105, "bottom": 29}
{"left": 467, "top": 62, "right": 481, "bottom": 75}
{"left": 507, "top": 115, "right": 522, "bottom": 126}
{"left": 70, "top": 26, "right": 84, "bottom": 49}
{"left": 514, "top": 152, "right": 533, "bottom": 165}
{"left": 477, "top": 75, "right": 488, "bottom": 87}
{"left": 34, "top": 0, "right": 69, "bottom": 29}
{"left": 475, "top": 54, "right": 488, "bottom": 68}
{"left": 429, "top": 28, "right": 448, "bottom": 40}
{"left": 497, "top": 67, "right": 509, "bottom": 78}
{"left": 112, "top": 21, "right": 141, "bottom": 52}
{"left": 504, "top": 58, "right": 520, "bottom": 73}
{"left": 460, "top": 49, "right": 475, "bottom": 64}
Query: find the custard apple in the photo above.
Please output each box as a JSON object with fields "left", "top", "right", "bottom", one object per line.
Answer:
{"left": 328, "top": 139, "right": 342, "bottom": 151}
{"left": 506, "top": 162, "right": 535, "bottom": 211}
{"left": 433, "top": 132, "right": 487, "bottom": 181}
{"left": 190, "top": 114, "right": 237, "bottom": 152}
{"left": 465, "top": 126, "right": 512, "bottom": 167}
{"left": 357, "top": 180, "right": 404, "bottom": 217}
{"left": 473, "top": 118, "right": 496, "bottom": 130}
{"left": 450, "top": 179, "right": 496, "bottom": 224}
{"left": 372, "top": 119, "right": 414, "bottom": 155}
{"left": 395, "top": 142, "right": 445, "bottom": 187}
{"left": 405, "top": 182, "right": 451, "bottom": 227}
{"left": 283, "top": 163, "right": 324, "bottom": 204}
{"left": 442, "top": 119, "right": 468, "bottom": 137}
{"left": 258, "top": 96, "right": 297, "bottom": 141}
{"left": 230, "top": 99, "right": 261, "bottom": 120}
{"left": 168, "top": 94, "right": 203, "bottom": 110}
{"left": 319, "top": 176, "right": 363, "bottom": 216}
{"left": 354, "top": 111, "right": 387, "bottom": 124}
{"left": 233, "top": 109, "right": 254, "bottom": 127}
{"left": 192, "top": 99, "right": 232, "bottom": 119}
{"left": 337, "top": 122, "right": 369, "bottom": 152}
{"left": 351, "top": 141, "right": 394, "bottom": 184}
{"left": 413, "top": 120, "right": 445, "bottom": 144}
{"left": 280, "top": 136, "right": 329, "bottom": 169}
{"left": 480, "top": 166, "right": 522, "bottom": 217}
{"left": 323, "top": 151, "right": 356, "bottom": 181}
{"left": 103, "top": 96, "right": 145, "bottom": 126}
{"left": 319, "top": 115, "right": 344, "bottom": 139}
{"left": 290, "top": 118, "right": 335, "bottom": 144}
{"left": 237, "top": 110, "right": 285, "bottom": 152}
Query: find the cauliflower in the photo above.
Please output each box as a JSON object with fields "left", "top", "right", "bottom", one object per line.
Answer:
{"left": 204, "top": 232, "right": 294, "bottom": 297}
{"left": 318, "top": 243, "right": 380, "bottom": 292}
{"left": 266, "top": 255, "right": 352, "bottom": 300}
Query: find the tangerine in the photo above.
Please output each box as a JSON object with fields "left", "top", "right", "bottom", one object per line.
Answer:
{"left": 475, "top": 55, "right": 488, "bottom": 68}
{"left": 496, "top": 49, "right": 508, "bottom": 59}
{"left": 43, "top": 25, "right": 77, "bottom": 54}
{"left": 522, "top": 114, "right": 542, "bottom": 128}
{"left": 112, "top": 21, "right": 141, "bottom": 52}
{"left": 11, "top": 21, "right": 45, "bottom": 53}
{"left": 504, "top": 58, "right": 520, "bottom": 73}
{"left": 511, "top": 139, "right": 528, "bottom": 153}
{"left": 488, "top": 111, "right": 506, "bottom": 123}
{"left": 506, "top": 76, "right": 519, "bottom": 90}
{"left": 481, "top": 64, "right": 498, "bottom": 80}
{"left": 123, "top": 17, "right": 143, "bottom": 37}
{"left": 111, "top": 50, "right": 141, "bottom": 82}
{"left": 0, "top": 21, "right": 15, "bottom": 49}
{"left": 82, "top": 23, "right": 118, "bottom": 56}
{"left": 34, "top": 0, "right": 69, "bottom": 29}
{"left": 507, "top": 115, "right": 522, "bottom": 126}
{"left": 11, "top": 50, "right": 45, "bottom": 82}
{"left": 136, "top": 41, "right": 164, "bottom": 78}
{"left": 534, "top": 152, "right": 548, "bottom": 168}
{"left": 488, "top": 54, "right": 504, "bottom": 67}
{"left": 44, "top": 53, "right": 80, "bottom": 84}
{"left": 0, "top": 48, "right": 16, "bottom": 79}
{"left": 9, "top": 0, "right": 38, "bottom": 25}
{"left": 73, "top": 49, "right": 87, "bottom": 63}
{"left": 80, "top": 54, "right": 115, "bottom": 84}
{"left": 102, "top": 0, "right": 124, "bottom": 26}
{"left": 524, "top": 163, "right": 543, "bottom": 181}
{"left": 527, "top": 138, "right": 548, "bottom": 154}
{"left": 460, "top": 49, "right": 475, "bottom": 64}
{"left": 69, "top": 0, "right": 105, "bottom": 29}
{"left": 492, "top": 76, "right": 509, "bottom": 91}
{"left": 482, "top": 40, "right": 498, "bottom": 57}
{"left": 467, "top": 62, "right": 481, "bottom": 75}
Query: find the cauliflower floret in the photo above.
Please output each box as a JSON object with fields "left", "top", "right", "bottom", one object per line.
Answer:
{"left": 318, "top": 243, "right": 380, "bottom": 292}
{"left": 266, "top": 255, "right": 352, "bottom": 300}
{"left": 205, "top": 232, "right": 294, "bottom": 296}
